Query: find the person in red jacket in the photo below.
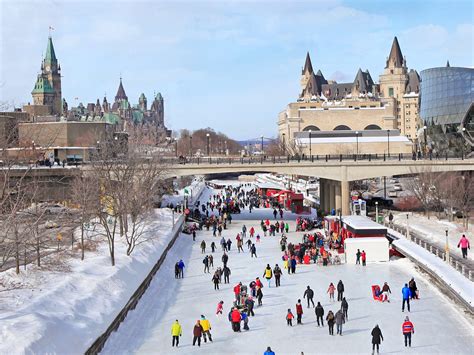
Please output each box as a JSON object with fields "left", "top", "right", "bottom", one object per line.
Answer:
{"left": 402, "top": 316, "right": 414, "bottom": 347}
{"left": 286, "top": 308, "right": 294, "bottom": 326}
{"left": 249, "top": 226, "right": 255, "bottom": 238}
{"left": 233, "top": 282, "right": 241, "bottom": 301}
{"left": 361, "top": 250, "right": 367, "bottom": 266}
{"left": 296, "top": 299, "right": 303, "bottom": 324}
{"left": 255, "top": 277, "right": 263, "bottom": 289}
{"left": 230, "top": 307, "right": 242, "bottom": 332}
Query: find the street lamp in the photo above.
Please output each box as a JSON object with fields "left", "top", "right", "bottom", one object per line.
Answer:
{"left": 445, "top": 229, "right": 450, "bottom": 263}
{"left": 261, "top": 135, "right": 264, "bottom": 156}
{"left": 309, "top": 130, "right": 312, "bottom": 158}
{"left": 406, "top": 213, "right": 410, "bottom": 240}
{"left": 387, "top": 129, "right": 390, "bottom": 157}
{"left": 375, "top": 201, "right": 379, "bottom": 223}
{"left": 282, "top": 133, "right": 286, "bottom": 155}
{"left": 189, "top": 135, "right": 193, "bottom": 158}
{"left": 423, "top": 125, "right": 427, "bottom": 158}
{"left": 206, "top": 133, "right": 210, "bottom": 156}
{"left": 355, "top": 131, "right": 359, "bottom": 159}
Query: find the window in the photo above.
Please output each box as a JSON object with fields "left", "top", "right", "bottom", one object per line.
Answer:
{"left": 388, "top": 88, "right": 394, "bottom": 97}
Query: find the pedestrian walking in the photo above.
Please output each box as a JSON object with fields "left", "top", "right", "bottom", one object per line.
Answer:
{"left": 263, "top": 264, "right": 273, "bottom": 287}
{"left": 356, "top": 249, "right": 361, "bottom": 264}
{"left": 251, "top": 243, "right": 257, "bottom": 257}
{"left": 200, "top": 315, "right": 213, "bottom": 343}
{"left": 171, "top": 319, "right": 182, "bottom": 347}
{"left": 361, "top": 250, "right": 367, "bottom": 266}
{"left": 246, "top": 239, "right": 252, "bottom": 250}
{"left": 223, "top": 265, "right": 231, "bottom": 283}
{"left": 203, "top": 255, "right": 210, "bottom": 273}
{"left": 326, "top": 310, "right": 335, "bottom": 335}
{"left": 192, "top": 320, "right": 203, "bottom": 346}
{"left": 192, "top": 229, "right": 196, "bottom": 241}
{"left": 341, "top": 297, "right": 348, "bottom": 319}
{"left": 209, "top": 254, "right": 214, "bottom": 268}
{"left": 315, "top": 302, "right": 324, "bottom": 327}
{"left": 286, "top": 308, "right": 294, "bottom": 326}
{"left": 457, "top": 234, "right": 470, "bottom": 259}
{"left": 242, "top": 225, "right": 247, "bottom": 238}
{"left": 273, "top": 209, "right": 278, "bottom": 219}
{"left": 408, "top": 278, "right": 418, "bottom": 299}
{"left": 327, "top": 282, "right": 335, "bottom": 301}
{"left": 212, "top": 272, "right": 220, "bottom": 290}
{"left": 226, "top": 238, "right": 232, "bottom": 251}
{"left": 174, "top": 262, "right": 180, "bottom": 279}
{"left": 303, "top": 286, "right": 315, "bottom": 308}
{"left": 201, "top": 240, "right": 206, "bottom": 254}
{"left": 178, "top": 259, "right": 185, "bottom": 278}
{"left": 337, "top": 280, "right": 344, "bottom": 301}
{"left": 273, "top": 264, "right": 282, "bottom": 287}
{"left": 402, "top": 283, "right": 411, "bottom": 312}
{"left": 335, "top": 309, "right": 345, "bottom": 335}
{"left": 402, "top": 316, "right": 415, "bottom": 347}
{"left": 285, "top": 222, "right": 289, "bottom": 233}
{"left": 296, "top": 299, "right": 303, "bottom": 324}
{"left": 371, "top": 325, "right": 384, "bottom": 354}
{"left": 249, "top": 226, "right": 255, "bottom": 238}
{"left": 222, "top": 252, "right": 229, "bottom": 267}
{"left": 257, "top": 286, "right": 263, "bottom": 306}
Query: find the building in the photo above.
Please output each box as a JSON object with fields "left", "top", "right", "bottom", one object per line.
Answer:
{"left": 420, "top": 65, "right": 474, "bottom": 156}
{"left": 278, "top": 37, "right": 418, "bottom": 155}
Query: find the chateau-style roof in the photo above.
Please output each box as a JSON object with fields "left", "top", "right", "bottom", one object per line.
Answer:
{"left": 405, "top": 69, "right": 420, "bottom": 94}
{"left": 45, "top": 36, "right": 57, "bottom": 64}
{"left": 302, "top": 52, "right": 314, "bottom": 74}
{"left": 386, "top": 36, "right": 404, "bottom": 68}
{"left": 115, "top": 78, "right": 128, "bottom": 101}
{"left": 353, "top": 68, "right": 374, "bottom": 93}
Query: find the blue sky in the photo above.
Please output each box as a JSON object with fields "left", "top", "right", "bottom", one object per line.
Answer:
{"left": 1, "top": 0, "right": 473, "bottom": 140}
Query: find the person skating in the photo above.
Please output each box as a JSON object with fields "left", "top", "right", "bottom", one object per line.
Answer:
{"left": 212, "top": 271, "right": 220, "bottom": 290}
{"left": 209, "top": 254, "right": 214, "bottom": 268}
{"left": 263, "top": 264, "right": 273, "bottom": 287}
{"left": 457, "top": 234, "right": 470, "bottom": 259}
{"left": 171, "top": 319, "right": 182, "bottom": 347}
{"left": 242, "top": 225, "right": 247, "bottom": 238}
{"left": 402, "top": 316, "right": 415, "bottom": 347}
{"left": 178, "top": 259, "right": 185, "bottom": 278}
{"left": 230, "top": 307, "right": 241, "bottom": 332}
{"left": 356, "top": 249, "right": 361, "bottom": 264}
{"left": 192, "top": 320, "right": 204, "bottom": 346}
{"left": 402, "top": 283, "right": 411, "bottom": 312}
{"left": 290, "top": 256, "right": 297, "bottom": 274}
{"left": 174, "top": 262, "right": 180, "bottom": 279}
{"left": 381, "top": 282, "right": 392, "bottom": 302}
{"left": 408, "top": 278, "right": 418, "bottom": 299}
{"left": 341, "top": 297, "right": 349, "bottom": 320}
{"left": 273, "top": 264, "right": 282, "bottom": 287}
{"left": 327, "top": 282, "right": 335, "bottom": 301}
{"left": 241, "top": 310, "right": 249, "bottom": 330}
{"left": 251, "top": 243, "right": 257, "bottom": 258}
{"left": 296, "top": 299, "right": 303, "bottom": 324}
{"left": 371, "top": 324, "right": 384, "bottom": 354}
{"left": 223, "top": 265, "right": 231, "bottom": 284}
{"left": 233, "top": 282, "right": 242, "bottom": 302}
{"left": 326, "top": 310, "right": 335, "bottom": 335}
{"left": 337, "top": 280, "right": 344, "bottom": 301}
{"left": 211, "top": 241, "right": 216, "bottom": 253}
{"left": 257, "top": 286, "right": 263, "bottom": 306}
{"left": 192, "top": 228, "right": 196, "bottom": 241}
{"left": 285, "top": 222, "right": 289, "bottom": 233}
{"left": 220, "top": 236, "right": 226, "bottom": 252}
{"left": 246, "top": 239, "right": 252, "bottom": 250}
{"left": 201, "top": 240, "right": 206, "bottom": 254}
{"left": 216, "top": 300, "right": 224, "bottom": 315}
{"left": 273, "top": 209, "right": 278, "bottom": 219}
{"left": 335, "top": 309, "right": 345, "bottom": 335}
{"left": 245, "top": 296, "right": 255, "bottom": 316}
{"left": 303, "top": 286, "right": 315, "bottom": 308}
{"left": 226, "top": 238, "right": 232, "bottom": 251}
{"left": 286, "top": 308, "right": 294, "bottom": 326}
{"left": 315, "top": 302, "right": 324, "bottom": 327}
{"left": 249, "top": 226, "right": 255, "bottom": 238}
{"left": 237, "top": 237, "right": 244, "bottom": 253}
{"left": 361, "top": 250, "right": 367, "bottom": 266}
{"left": 222, "top": 252, "right": 229, "bottom": 267}
{"left": 203, "top": 255, "right": 210, "bottom": 273}
{"left": 264, "top": 346, "right": 275, "bottom": 355}
{"left": 200, "top": 315, "right": 213, "bottom": 343}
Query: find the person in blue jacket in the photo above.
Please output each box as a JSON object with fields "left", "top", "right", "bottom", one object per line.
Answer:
{"left": 402, "top": 283, "right": 411, "bottom": 312}
{"left": 178, "top": 260, "right": 185, "bottom": 278}
{"left": 264, "top": 346, "right": 275, "bottom": 355}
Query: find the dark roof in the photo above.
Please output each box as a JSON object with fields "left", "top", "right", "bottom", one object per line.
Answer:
{"left": 446, "top": 60, "right": 450, "bottom": 67}
{"left": 302, "top": 52, "right": 314, "bottom": 74}
{"left": 321, "top": 82, "right": 353, "bottom": 100}
{"left": 353, "top": 69, "right": 374, "bottom": 93}
{"left": 405, "top": 69, "right": 420, "bottom": 94}
{"left": 386, "top": 36, "right": 404, "bottom": 68}
{"left": 115, "top": 78, "right": 128, "bottom": 101}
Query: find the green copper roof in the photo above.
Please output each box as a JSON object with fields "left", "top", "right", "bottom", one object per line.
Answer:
{"left": 45, "top": 36, "right": 57, "bottom": 64}
{"left": 132, "top": 110, "right": 144, "bottom": 123}
{"left": 102, "top": 112, "right": 121, "bottom": 125}
{"left": 32, "top": 75, "right": 54, "bottom": 94}
{"left": 120, "top": 99, "right": 130, "bottom": 109}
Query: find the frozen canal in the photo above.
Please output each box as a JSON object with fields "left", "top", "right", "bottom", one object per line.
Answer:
{"left": 103, "top": 185, "right": 473, "bottom": 354}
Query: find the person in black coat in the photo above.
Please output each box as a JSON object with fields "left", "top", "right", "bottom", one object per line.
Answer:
{"left": 371, "top": 325, "right": 384, "bottom": 354}
{"left": 341, "top": 297, "right": 349, "bottom": 320}
{"left": 303, "top": 286, "right": 315, "bottom": 308}
{"left": 223, "top": 266, "right": 231, "bottom": 284}
{"left": 337, "top": 280, "right": 344, "bottom": 301}
{"left": 315, "top": 302, "right": 324, "bottom": 327}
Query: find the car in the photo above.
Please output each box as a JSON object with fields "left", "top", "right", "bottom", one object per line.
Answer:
{"left": 388, "top": 191, "right": 397, "bottom": 198}
{"left": 43, "top": 204, "right": 69, "bottom": 214}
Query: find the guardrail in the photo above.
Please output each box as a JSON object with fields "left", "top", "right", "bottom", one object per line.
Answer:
{"left": 84, "top": 214, "right": 185, "bottom": 355}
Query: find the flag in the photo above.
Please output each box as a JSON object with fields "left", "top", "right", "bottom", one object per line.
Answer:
{"left": 49, "top": 26, "right": 55, "bottom": 31}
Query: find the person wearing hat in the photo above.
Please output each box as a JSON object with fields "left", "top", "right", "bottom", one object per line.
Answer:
{"left": 264, "top": 346, "right": 275, "bottom": 355}
{"left": 200, "top": 315, "right": 213, "bottom": 342}
{"left": 171, "top": 319, "right": 182, "bottom": 347}
{"left": 402, "top": 316, "right": 415, "bottom": 347}
{"left": 193, "top": 319, "right": 203, "bottom": 346}
{"left": 371, "top": 324, "right": 383, "bottom": 354}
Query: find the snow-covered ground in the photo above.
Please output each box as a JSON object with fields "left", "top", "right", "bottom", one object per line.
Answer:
{"left": 161, "top": 177, "right": 205, "bottom": 208}
{"left": 0, "top": 209, "right": 181, "bottom": 354}
{"left": 391, "top": 212, "right": 473, "bottom": 262}
{"left": 102, "top": 185, "right": 473, "bottom": 354}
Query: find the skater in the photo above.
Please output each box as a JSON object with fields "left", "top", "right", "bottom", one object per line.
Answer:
{"left": 171, "top": 319, "right": 182, "bottom": 347}
{"left": 273, "top": 209, "right": 278, "bottom": 219}
{"left": 212, "top": 271, "right": 220, "bottom": 290}
{"left": 337, "top": 280, "right": 344, "bottom": 301}
{"left": 361, "top": 250, "right": 367, "bottom": 266}
{"left": 279, "top": 208, "right": 283, "bottom": 218}
{"left": 203, "top": 255, "right": 210, "bottom": 273}
{"left": 226, "top": 238, "right": 232, "bottom": 251}
{"left": 327, "top": 282, "right": 335, "bottom": 301}
{"left": 216, "top": 300, "right": 224, "bottom": 315}
{"left": 341, "top": 297, "right": 349, "bottom": 319}
{"left": 408, "top": 278, "right": 418, "bottom": 299}
{"left": 200, "top": 315, "right": 213, "bottom": 343}
{"left": 246, "top": 239, "right": 252, "bottom": 250}
{"left": 230, "top": 307, "right": 241, "bottom": 332}
{"left": 296, "top": 299, "right": 303, "bottom": 324}
{"left": 256, "top": 234, "right": 261, "bottom": 243}
{"left": 273, "top": 264, "right": 282, "bottom": 287}
{"left": 233, "top": 282, "right": 242, "bottom": 302}
{"left": 220, "top": 236, "right": 226, "bottom": 252}
{"left": 457, "top": 234, "right": 470, "bottom": 259}
{"left": 381, "top": 282, "right": 392, "bottom": 302}
{"left": 242, "top": 225, "right": 247, "bottom": 238}
{"left": 402, "top": 283, "right": 411, "bottom": 312}
{"left": 264, "top": 347, "right": 275, "bottom": 355}
{"left": 251, "top": 243, "right": 257, "bottom": 257}
{"left": 303, "top": 286, "right": 315, "bottom": 308}
{"left": 241, "top": 310, "right": 249, "bottom": 330}
{"left": 371, "top": 324, "right": 384, "bottom": 354}
{"left": 201, "top": 240, "right": 206, "bottom": 254}
{"left": 192, "top": 229, "right": 196, "bottom": 241}
{"left": 174, "top": 262, "right": 180, "bottom": 279}
{"left": 209, "top": 254, "right": 214, "bottom": 268}
{"left": 286, "top": 308, "right": 294, "bottom": 326}
{"left": 326, "top": 310, "right": 335, "bottom": 335}
{"left": 356, "top": 249, "right": 361, "bottom": 264}
{"left": 249, "top": 226, "right": 255, "bottom": 238}
{"left": 285, "top": 222, "right": 289, "bottom": 233}
{"left": 263, "top": 264, "right": 273, "bottom": 287}
{"left": 223, "top": 265, "right": 231, "bottom": 284}
{"left": 192, "top": 320, "right": 203, "bottom": 346}
{"left": 222, "top": 252, "right": 229, "bottom": 267}
{"left": 290, "top": 256, "right": 297, "bottom": 274}
{"left": 211, "top": 241, "right": 216, "bottom": 253}
{"left": 178, "top": 259, "right": 185, "bottom": 278}
{"left": 237, "top": 238, "right": 244, "bottom": 253}
{"left": 256, "top": 286, "right": 263, "bottom": 306}
{"left": 245, "top": 296, "right": 255, "bottom": 316}
{"left": 335, "top": 309, "right": 345, "bottom": 335}
{"left": 402, "top": 316, "right": 415, "bottom": 347}
{"left": 315, "top": 302, "right": 324, "bottom": 326}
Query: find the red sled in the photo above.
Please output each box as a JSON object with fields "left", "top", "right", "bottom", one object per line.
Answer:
{"left": 371, "top": 285, "right": 383, "bottom": 301}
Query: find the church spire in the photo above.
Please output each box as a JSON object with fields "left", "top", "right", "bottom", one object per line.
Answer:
{"left": 386, "top": 36, "right": 404, "bottom": 68}
{"left": 302, "top": 52, "right": 314, "bottom": 74}
{"left": 115, "top": 77, "right": 128, "bottom": 102}
{"left": 44, "top": 36, "right": 57, "bottom": 65}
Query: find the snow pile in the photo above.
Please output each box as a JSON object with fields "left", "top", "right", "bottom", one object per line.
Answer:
{"left": 0, "top": 209, "right": 182, "bottom": 354}
{"left": 161, "top": 177, "right": 206, "bottom": 207}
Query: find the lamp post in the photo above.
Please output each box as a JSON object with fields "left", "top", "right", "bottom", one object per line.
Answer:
{"left": 282, "top": 133, "right": 286, "bottom": 156}
{"left": 461, "top": 127, "right": 466, "bottom": 159}
{"left": 355, "top": 131, "right": 359, "bottom": 159}
{"left": 423, "top": 125, "right": 427, "bottom": 158}
{"left": 387, "top": 129, "right": 390, "bottom": 157}
{"left": 445, "top": 229, "right": 450, "bottom": 264}
{"left": 309, "top": 130, "right": 312, "bottom": 158}
{"left": 261, "top": 135, "right": 264, "bottom": 156}
{"left": 189, "top": 135, "right": 193, "bottom": 158}
{"left": 406, "top": 213, "right": 410, "bottom": 240}
{"left": 206, "top": 133, "right": 210, "bottom": 156}
{"left": 375, "top": 201, "right": 379, "bottom": 224}
{"left": 224, "top": 140, "right": 227, "bottom": 156}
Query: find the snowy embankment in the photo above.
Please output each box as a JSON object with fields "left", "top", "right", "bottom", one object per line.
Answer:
{"left": 161, "top": 177, "right": 205, "bottom": 208}
{"left": 256, "top": 173, "right": 320, "bottom": 205}
{"left": 0, "top": 209, "right": 183, "bottom": 354}
{"left": 390, "top": 229, "right": 473, "bottom": 310}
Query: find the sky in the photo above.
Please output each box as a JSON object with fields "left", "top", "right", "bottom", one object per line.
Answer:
{"left": 1, "top": 0, "right": 473, "bottom": 140}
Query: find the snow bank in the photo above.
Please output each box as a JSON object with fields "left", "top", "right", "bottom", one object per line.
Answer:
{"left": 161, "top": 177, "right": 206, "bottom": 207}
{"left": 0, "top": 209, "right": 184, "bottom": 354}
{"left": 391, "top": 233, "right": 473, "bottom": 308}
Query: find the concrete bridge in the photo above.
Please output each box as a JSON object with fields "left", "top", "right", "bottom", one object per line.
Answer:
{"left": 168, "top": 157, "right": 474, "bottom": 215}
